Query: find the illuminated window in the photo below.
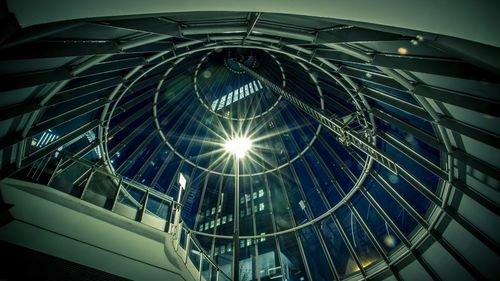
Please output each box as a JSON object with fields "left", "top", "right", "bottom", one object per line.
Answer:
{"left": 259, "top": 203, "right": 265, "bottom": 211}
{"left": 211, "top": 81, "right": 264, "bottom": 111}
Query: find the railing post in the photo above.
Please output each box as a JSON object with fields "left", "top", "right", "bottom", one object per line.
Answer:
{"left": 198, "top": 253, "right": 203, "bottom": 281}
{"left": 80, "top": 166, "right": 95, "bottom": 199}
{"left": 111, "top": 177, "right": 122, "bottom": 212}
{"left": 47, "top": 156, "right": 64, "bottom": 186}
{"left": 138, "top": 189, "right": 149, "bottom": 222}
{"left": 184, "top": 232, "right": 191, "bottom": 263}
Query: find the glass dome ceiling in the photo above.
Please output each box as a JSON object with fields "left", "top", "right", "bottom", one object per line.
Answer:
{"left": 2, "top": 6, "right": 499, "bottom": 281}
{"left": 102, "top": 44, "right": 440, "bottom": 280}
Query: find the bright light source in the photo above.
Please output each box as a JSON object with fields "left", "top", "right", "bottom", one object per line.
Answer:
{"left": 178, "top": 173, "right": 187, "bottom": 189}
{"left": 224, "top": 137, "right": 252, "bottom": 158}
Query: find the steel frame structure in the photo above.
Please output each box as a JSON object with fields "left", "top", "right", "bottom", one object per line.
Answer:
{"left": 1, "top": 9, "right": 499, "bottom": 281}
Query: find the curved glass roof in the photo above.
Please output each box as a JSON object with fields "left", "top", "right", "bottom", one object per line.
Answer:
{"left": 2, "top": 7, "right": 499, "bottom": 281}
{"left": 101, "top": 42, "right": 441, "bottom": 279}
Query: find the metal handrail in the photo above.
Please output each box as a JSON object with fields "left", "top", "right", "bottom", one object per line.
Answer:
{"left": 44, "top": 153, "right": 229, "bottom": 280}
{"left": 174, "top": 222, "right": 232, "bottom": 281}
{"left": 59, "top": 153, "right": 177, "bottom": 208}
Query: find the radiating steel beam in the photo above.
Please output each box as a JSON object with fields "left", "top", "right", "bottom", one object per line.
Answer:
{"left": 253, "top": 25, "right": 315, "bottom": 42}
{"left": 48, "top": 76, "right": 124, "bottom": 106}
{"left": 430, "top": 35, "right": 500, "bottom": 75}
{"left": 316, "top": 26, "right": 402, "bottom": 44}
{"left": 182, "top": 24, "right": 246, "bottom": 36}
{"left": 359, "top": 87, "right": 429, "bottom": 119}
{"left": 439, "top": 116, "right": 500, "bottom": 150}
{"left": 378, "top": 131, "right": 446, "bottom": 178}
{"left": 414, "top": 84, "right": 500, "bottom": 118}
{"left": 0, "top": 50, "right": 144, "bottom": 94}
{"left": 0, "top": 68, "right": 72, "bottom": 92}
{"left": 79, "top": 57, "right": 146, "bottom": 77}
{"left": 371, "top": 108, "right": 443, "bottom": 150}
{"left": 99, "top": 18, "right": 180, "bottom": 37}
{"left": 312, "top": 48, "right": 366, "bottom": 64}
{"left": 0, "top": 20, "right": 83, "bottom": 49}
{"left": 452, "top": 149, "right": 500, "bottom": 182}
{"left": 24, "top": 120, "right": 100, "bottom": 166}
{"left": 0, "top": 99, "right": 40, "bottom": 122}
{"left": 372, "top": 53, "right": 500, "bottom": 81}
{"left": 28, "top": 98, "right": 109, "bottom": 137}
{"left": 450, "top": 179, "right": 500, "bottom": 216}
{"left": 0, "top": 40, "right": 120, "bottom": 60}
{"left": 338, "top": 65, "right": 408, "bottom": 91}
{"left": 242, "top": 12, "right": 261, "bottom": 44}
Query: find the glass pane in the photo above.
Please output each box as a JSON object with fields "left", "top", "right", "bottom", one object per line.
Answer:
{"left": 299, "top": 226, "right": 334, "bottom": 281}
{"left": 50, "top": 161, "right": 90, "bottom": 197}
{"left": 82, "top": 171, "right": 119, "bottom": 209}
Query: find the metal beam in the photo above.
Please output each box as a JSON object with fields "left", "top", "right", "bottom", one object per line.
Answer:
{"left": 338, "top": 65, "right": 408, "bottom": 91}
{"left": 378, "top": 131, "right": 446, "bottom": 178}
{"left": 372, "top": 54, "right": 500, "bottom": 81}
{"left": 439, "top": 116, "right": 500, "bottom": 149}
{"left": 414, "top": 84, "right": 500, "bottom": 118}
{"left": 0, "top": 99, "right": 41, "bottom": 122}
{"left": 48, "top": 76, "right": 124, "bottom": 106}
{"left": 79, "top": 57, "right": 146, "bottom": 77}
{"left": 313, "top": 48, "right": 366, "bottom": 64}
{"left": 452, "top": 149, "right": 500, "bottom": 182}
{"left": 430, "top": 35, "right": 500, "bottom": 75}
{"left": 0, "top": 21, "right": 83, "bottom": 49}
{"left": 0, "top": 40, "right": 120, "bottom": 60}
{"left": 371, "top": 108, "right": 443, "bottom": 150}
{"left": 28, "top": 99, "right": 109, "bottom": 138}
{"left": 316, "top": 26, "right": 402, "bottom": 44}
{"left": 23, "top": 120, "right": 100, "bottom": 167}
{"left": 0, "top": 68, "right": 72, "bottom": 92}
{"left": 99, "top": 18, "right": 180, "bottom": 37}
{"left": 242, "top": 12, "right": 261, "bottom": 44}
{"left": 359, "top": 86, "right": 430, "bottom": 120}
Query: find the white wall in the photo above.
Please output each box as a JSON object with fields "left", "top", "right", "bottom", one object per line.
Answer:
{"left": 0, "top": 178, "right": 194, "bottom": 281}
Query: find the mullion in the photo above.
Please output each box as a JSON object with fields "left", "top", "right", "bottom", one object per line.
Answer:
{"left": 308, "top": 144, "right": 399, "bottom": 277}
{"left": 279, "top": 103, "right": 368, "bottom": 276}
{"left": 133, "top": 143, "right": 165, "bottom": 182}
{"left": 270, "top": 105, "right": 340, "bottom": 280}
{"left": 115, "top": 125, "right": 157, "bottom": 173}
